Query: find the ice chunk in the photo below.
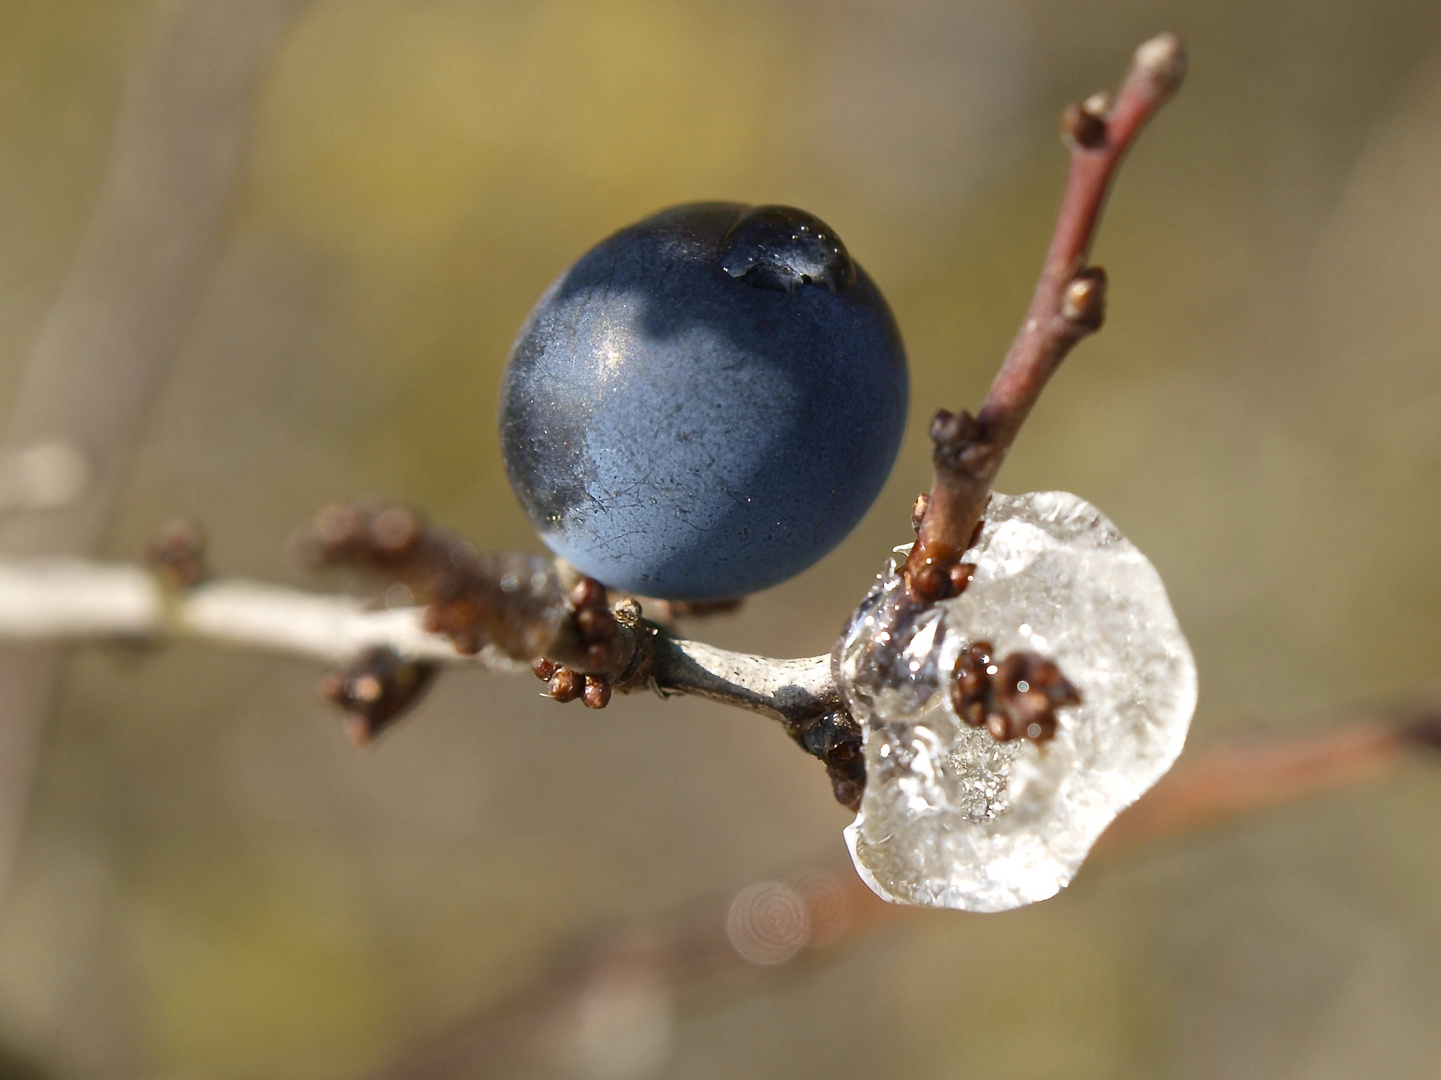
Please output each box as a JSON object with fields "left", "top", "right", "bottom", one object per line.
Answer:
{"left": 836, "top": 491, "right": 1197, "bottom": 911}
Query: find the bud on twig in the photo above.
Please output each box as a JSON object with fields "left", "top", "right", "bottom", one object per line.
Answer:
{"left": 1133, "top": 32, "right": 1187, "bottom": 98}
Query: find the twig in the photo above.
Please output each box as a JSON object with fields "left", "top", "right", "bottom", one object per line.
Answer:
{"left": 904, "top": 32, "right": 1186, "bottom": 598}
{"left": 293, "top": 502, "right": 841, "bottom": 724}
{"left": 362, "top": 697, "right": 1441, "bottom": 1080}
{"left": 0, "top": 558, "right": 833, "bottom": 724}
{"left": 650, "top": 633, "right": 838, "bottom": 724}
{"left": 1095, "top": 702, "right": 1441, "bottom": 853}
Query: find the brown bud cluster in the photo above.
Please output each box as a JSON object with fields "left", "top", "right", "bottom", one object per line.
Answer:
{"left": 905, "top": 504, "right": 985, "bottom": 604}
{"left": 306, "top": 502, "right": 424, "bottom": 566}
{"left": 950, "top": 641, "right": 1081, "bottom": 744}
{"left": 785, "top": 711, "right": 866, "bottom": 811}
{"left": 906, "top": 559, "right": 977, "bottom": 605}
{"left": 320, "top": 647, "right": 439, "bottom": 746}
{"left": 531, "top": 656, "right": 612, "bottom": 710}
{"left": 300, "top": 501, "right": 564, "bottom": 661}
{"left": 929, "top": 409, "right": 998, "bottom": 479}
{"left": 528, "top": 576, "right": 619, "bottom": 708}
{"left": 569, "top": 576, "right": 618, "bottom": 672}
{"left": 143, "top": 518, "right": 209, "bottom": 589}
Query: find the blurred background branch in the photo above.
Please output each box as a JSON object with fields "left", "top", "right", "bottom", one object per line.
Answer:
{"left": 0, "top": 0, "right": 309, "bottom": 911}
{"left": 363, "top": 694, "right": 1441, "bottom": 1080}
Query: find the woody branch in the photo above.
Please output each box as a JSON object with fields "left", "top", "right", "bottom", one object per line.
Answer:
{"left": 904, "top": 32, "right": 1186, "bottom": 601}
{"left": 0, "top": 551, "right": 834, "bottom": 726}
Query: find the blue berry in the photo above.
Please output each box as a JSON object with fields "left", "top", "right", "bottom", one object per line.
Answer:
{"left": 500, "top": 202, "right": 908, "bottom": 601}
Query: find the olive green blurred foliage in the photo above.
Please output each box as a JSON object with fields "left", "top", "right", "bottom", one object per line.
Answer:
{"left": 1, "top": 1, "right": 1440, "bottom": 1077}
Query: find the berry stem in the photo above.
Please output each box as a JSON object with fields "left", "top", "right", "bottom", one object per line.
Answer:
{"left": 905, "top": 32, "right": 1186, "bottom": 595}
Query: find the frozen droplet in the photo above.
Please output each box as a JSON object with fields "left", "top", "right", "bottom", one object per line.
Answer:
{"left": 835, "top": 491, "right": 1197, "bottom": 912}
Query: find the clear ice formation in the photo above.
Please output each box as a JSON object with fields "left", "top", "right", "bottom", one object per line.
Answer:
{"left": 836, "top": 491, "right": 1197, "bottom": 912}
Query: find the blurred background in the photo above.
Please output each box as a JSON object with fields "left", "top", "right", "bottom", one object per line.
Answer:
{"left": 0, "top": 0, "right": 1439, "bottom": 1076}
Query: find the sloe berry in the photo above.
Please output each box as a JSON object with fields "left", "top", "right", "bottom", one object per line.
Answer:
{"left": 500, "top": 202, "right": 908, "bottom": 600}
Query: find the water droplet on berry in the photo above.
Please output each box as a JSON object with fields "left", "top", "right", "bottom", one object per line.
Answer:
{"left": 718, "top": 205, "right": 857, "bottom": 293}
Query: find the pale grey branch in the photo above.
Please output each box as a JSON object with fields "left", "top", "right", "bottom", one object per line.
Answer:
{"left": 650, "top": 631, "right": 836, "bottom": 724}
{"left": 0, "top": 560, "right": 835, "bottom": 723}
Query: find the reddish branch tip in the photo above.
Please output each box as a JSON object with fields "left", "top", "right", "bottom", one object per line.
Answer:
{"left": 1134, "top": 32, "right": 1187, "bottom": 97}
{"left": 903, "top": 33, "right": 1182, "bottom": 600}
